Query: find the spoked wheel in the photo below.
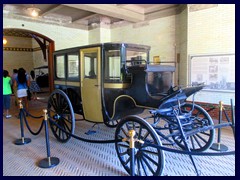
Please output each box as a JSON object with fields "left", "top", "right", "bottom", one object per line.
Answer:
{"left": 64, "top": 88, "right": 84, "bottom": 116}
{"left": 47, "top": 89, "right": 75, "bottom": 143}
{"left": 169, "top": 103, "right": 215, "bottom": 152}
{"left": 115, "top": 115, "right": 165, "bottom": 176}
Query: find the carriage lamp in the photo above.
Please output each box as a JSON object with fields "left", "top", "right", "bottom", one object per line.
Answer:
{"left": 3, "top": 37, "right": 7, "bottom": 45}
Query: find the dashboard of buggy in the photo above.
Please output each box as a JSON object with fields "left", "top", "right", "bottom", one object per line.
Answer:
{"left": 158, "top": 88, "right": 187, "bottom": 109}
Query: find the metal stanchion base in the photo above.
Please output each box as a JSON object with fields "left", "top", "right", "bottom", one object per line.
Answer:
{"left": 14, "top": 138, "right": 31, "bottom": 145}
{"left": 210, "top": 143, "right": 228, "bottom": 151}
{"left": 38, "top": 157, "right": 60, "bottom": 168}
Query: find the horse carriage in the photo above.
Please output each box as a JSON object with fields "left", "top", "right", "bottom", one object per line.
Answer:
{"left": 47, "top": 43, "right": 232, "bottom": 176}
{"left": 34, "top": 65, "right": 49, "bottom": 88}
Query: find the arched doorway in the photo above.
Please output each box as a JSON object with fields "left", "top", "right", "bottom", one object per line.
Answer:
{"left": 3, "top": 28, "right": 55, "bottom": 92}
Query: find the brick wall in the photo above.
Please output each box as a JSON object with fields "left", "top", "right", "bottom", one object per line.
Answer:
{"left": 189, "top": 101, "right": 234, "bottom": 122}
{"left": 111, "top": 15, "right": 176, "bottom": 63}
{"left": 188, "top": 4, "right": 235, "bottom": 54}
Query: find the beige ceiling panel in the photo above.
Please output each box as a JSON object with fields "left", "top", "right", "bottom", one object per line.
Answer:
{"left": 63, "top": 4, "right": 145, "bottom": 22}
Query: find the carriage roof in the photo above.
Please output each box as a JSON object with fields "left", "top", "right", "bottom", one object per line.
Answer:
{"left": 53, "top": 42, "right": 151, "bottom": 54}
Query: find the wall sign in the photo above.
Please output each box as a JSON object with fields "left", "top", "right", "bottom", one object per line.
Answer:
{"left": 190, "top": 54, "right": 235, "bottom": 91}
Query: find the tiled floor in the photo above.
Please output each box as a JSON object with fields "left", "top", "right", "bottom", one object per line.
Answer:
{"left": 3, "top": 92, "right": 235, "bottom": 176}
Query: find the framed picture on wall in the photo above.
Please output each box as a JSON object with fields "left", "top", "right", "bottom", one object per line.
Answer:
{"left": 190, "top": 54, "right": 235, "bottom": 91}
{"left": 153, "top": 56, "right": 160, "bottom": 64}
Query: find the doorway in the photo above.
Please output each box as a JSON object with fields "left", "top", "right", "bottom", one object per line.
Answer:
{"left": 3, "top": 28, "right": 55, "bottom": 92}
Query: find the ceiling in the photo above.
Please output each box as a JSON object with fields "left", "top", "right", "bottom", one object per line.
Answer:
{"left": 3, "top": 4, "right": 185, "bottom": 33}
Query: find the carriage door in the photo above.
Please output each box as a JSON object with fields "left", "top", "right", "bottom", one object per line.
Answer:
{"left": 80, "top": 47, "right": 103, "bottom": 122}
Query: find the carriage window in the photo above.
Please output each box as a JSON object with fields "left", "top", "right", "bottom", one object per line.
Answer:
{"left": 105, "top": 49, "right": 131, "bottom": 83}
{"left": 126, "top": 50, "right": 147, "bottom": 66}
{"left": 104, "top": 50, "right": 121, "bottom": 82}
{"left": 56, "top": 55, "right": 65, "bottom": 78}
{"left": 147, "top": 72, "right": 172, "bottom": 95}
{"left": 83, "top": 52, "right": 97, "bottom": 79}
{"left": 68, "top": 54, "right": 79, "bottom": 78}
{"left": 105, "top": 50, "right": 121, "bottom": 81}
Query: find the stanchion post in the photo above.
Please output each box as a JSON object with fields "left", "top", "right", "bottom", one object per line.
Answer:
{"left": 14, "top": 100, "right": 31, "bottom": 145}
{"left": 38, "top": 109, "right": 59, "bottom": 168}
{"left": 210, "top": 101, "right": 228, "bottom": 151}
{"left": 128, "top": 130, "right": 135, "bottom": 176}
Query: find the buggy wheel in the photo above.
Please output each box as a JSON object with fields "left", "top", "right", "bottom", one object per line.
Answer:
{"left": 170, "top": 103, "right": 215, "bottom": 152}
{"left": 64, "top": 88, "right": 84, "bottom": 116}
{"left": 115, "top": 115, "right": 165, "bottom": 176}
{"left": 47, "top": 89, "right": 75, "bottom": 143}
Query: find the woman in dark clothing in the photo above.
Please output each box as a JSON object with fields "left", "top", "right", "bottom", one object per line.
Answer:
{"left": 29, "top": 70, "right": 41, "bottom": 100}
{"left": 14, "top": 68, "right": 30, "bottom": 111}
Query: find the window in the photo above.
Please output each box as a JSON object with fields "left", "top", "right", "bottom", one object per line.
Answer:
{"left": 126, "top": 49, "right": 147, "bottom": 67}
{"left": 84, "top": 52, "right": 97, "bottom": 79}
{"left": 105, "top": 49, "right": 132, "bottom": 83}
{"left": 105, "top": 50, "right": 121, "bottom": 81}
{"left": 56, "top": 55, "right": 65, "bottom": 78}
{"left": 68, "top": 54, "right": 79, "bottom": 78}
{"left": 147, "top": 72, "right": 172, "bottom": 95}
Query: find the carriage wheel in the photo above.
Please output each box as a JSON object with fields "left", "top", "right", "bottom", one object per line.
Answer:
{"left": 115, "top": 116, "right": 165, "bottom": 176}
{"left": 169, "top": 103, "right": 215, "bottom": 152}
{"left": 47, "top": 89, "right": 75, "bottom": 143}
{"left": 64, "top": 88, "right": 84, "bottom": 117}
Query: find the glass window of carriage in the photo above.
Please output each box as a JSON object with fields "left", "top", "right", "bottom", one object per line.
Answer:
{"left": 126, "top": 49, "right": 147, "bottom": 67}
{"left": 147, "top": 71, "right": 173, "bottom": 96}
{"left": 67, "top": 54, "right": 79, "bottom": 80}
{"left": 84, "top": 52, "right": 97, "bottom": 79}
{"left": 56, "top": 55, "right": 65, "bottom": 79}
{"left": 104, "top": 49, "right": 131, "bottom": 83}
{"left": 104, "top": 49, "right": 120, "bottom": 82}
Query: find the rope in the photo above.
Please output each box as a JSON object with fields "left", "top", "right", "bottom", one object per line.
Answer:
{"left": 18, "top": 108, "right": 235, "bottom": 156}
{"left": 48, "top": 117, "right": 122, "bottom": 144}
{"left": 20, "top": 109, "right": 44, "bottom": 136}
{"left": 142, "top": 142, "right": 235, "bottom": 156}
{"left": 22, "top": 108, "right": 43, "bottom": 118}
{"left": 48, "top": 117, "right": 235, "bottom": 156}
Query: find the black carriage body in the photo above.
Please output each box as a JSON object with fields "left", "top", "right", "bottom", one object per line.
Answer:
{"left": 50, "top": 43, "right": 224, "bottom": 176}
{"left": 53, "top": 43, "right": 175, "bottom": 124}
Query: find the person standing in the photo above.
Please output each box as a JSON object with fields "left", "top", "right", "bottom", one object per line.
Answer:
{"left": 29, "top": 70, "right": 41, "bottom": 100}
{"left": 3, "top": 70, "right": 12, "bottom": 119}
{"left": 14, "top": 68, "right": 30, "bottom": 111}
{"left": 11, "top": 69, "right": 18, "bottom": 106}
